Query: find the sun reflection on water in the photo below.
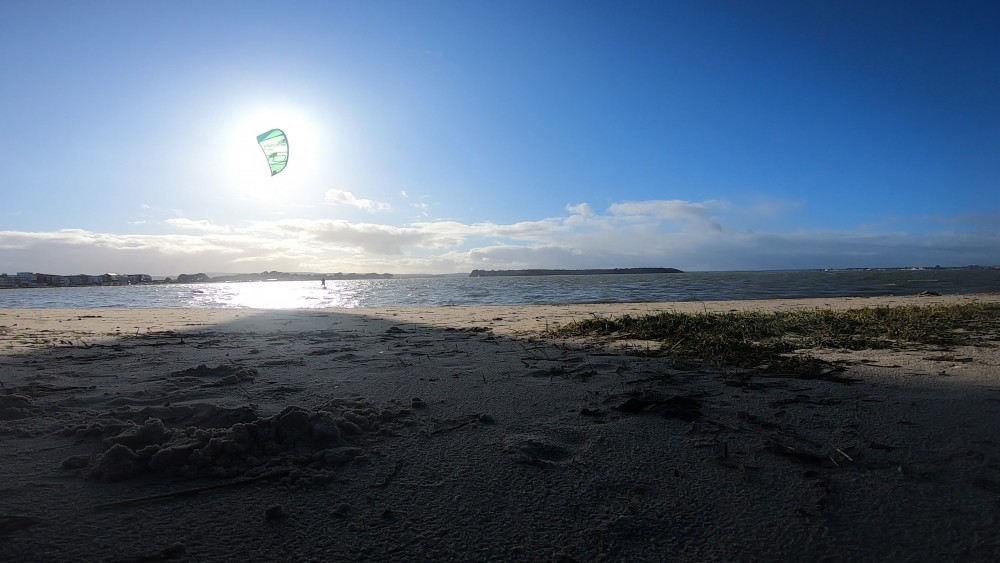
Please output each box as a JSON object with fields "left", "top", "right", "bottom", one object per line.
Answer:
{"left": 190, "top": 281, "right": 362, "bottom": 309}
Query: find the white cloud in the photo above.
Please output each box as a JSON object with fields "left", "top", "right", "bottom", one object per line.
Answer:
{"left": 323, "top": 189, "right": 392, "bottom": 212}
{"left": 608, "top": 199, "right": 722, "bottom": 232}
{"left": 1, "top": 199, "right": 996, "bottom": 276}
{"left": 165, "top": 218, "right": 230, "bottom": 233}
{"left": 271, "top": 219, "right": 429, "bottom": 255}
{"left": 607, "top": 199, "right": 714, "bottom": 218}
{"left": 566, "top": 202, "right": 594, "bottom": 216}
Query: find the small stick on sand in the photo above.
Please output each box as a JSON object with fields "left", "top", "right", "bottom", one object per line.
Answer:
{"left": 94, "top": 471, "right": 287, "bottom": 510}
{"left": 663, "top": 339, "right": 686, "bottom": 355}
{"left": 835, "top": 448, "right": 854, "bottom": 462}
{"left": 235, "top": 381, "right": 254, "bottom": 403}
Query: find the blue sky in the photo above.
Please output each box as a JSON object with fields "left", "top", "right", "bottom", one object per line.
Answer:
{"left": 2, "top": 0, "right": 997, "bottom": 275}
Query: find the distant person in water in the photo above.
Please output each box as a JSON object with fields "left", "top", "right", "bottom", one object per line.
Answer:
{"left": 321, "top": 278, "right": 326, "bottom": 288}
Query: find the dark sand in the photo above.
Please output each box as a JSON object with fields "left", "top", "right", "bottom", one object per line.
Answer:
{"left": 1, "top": 294, "right": 999, "bottom": 561}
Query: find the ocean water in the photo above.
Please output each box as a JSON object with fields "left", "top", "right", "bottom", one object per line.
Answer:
{"left": 1, "top": 269, "right": 997, "bottom": 309}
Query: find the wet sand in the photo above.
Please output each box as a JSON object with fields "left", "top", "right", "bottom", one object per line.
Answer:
{"left": 1, "top": 294, "right": 999, "bottom": 561}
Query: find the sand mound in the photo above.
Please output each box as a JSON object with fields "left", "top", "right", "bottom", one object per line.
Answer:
{"left": 74, "top": 399, "right": 416, "bottom": 484}
{"left": 0, "top": 394, "right": 39, "bottom": 420}
{"left": 132, "top": 403, "right": 258, "bottom": 428}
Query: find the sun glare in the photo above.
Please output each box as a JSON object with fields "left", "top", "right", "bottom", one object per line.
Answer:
{"left": 221, "top": 106, "right": 323, "bottom": 203}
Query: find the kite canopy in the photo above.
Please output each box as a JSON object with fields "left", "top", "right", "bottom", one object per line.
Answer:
{"left": 256, "top": 129, "right": 288, "bottom": 176}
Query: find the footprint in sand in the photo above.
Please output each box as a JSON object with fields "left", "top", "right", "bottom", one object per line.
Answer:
{"left": 502, "top": 429, "right": 587, "bottom": 466}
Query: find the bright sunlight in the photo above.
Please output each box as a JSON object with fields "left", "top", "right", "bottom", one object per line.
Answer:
{"left": 220, "top": 106, "right": 324, "bottom": 203}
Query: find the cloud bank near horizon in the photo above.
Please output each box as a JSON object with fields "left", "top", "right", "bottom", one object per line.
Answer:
{"left": 1, "top": 198, "right": 996, "bottom": 276}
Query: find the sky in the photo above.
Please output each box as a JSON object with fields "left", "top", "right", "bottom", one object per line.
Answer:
{"left": 2, "top": 0, "right": 998, "bottom": 276}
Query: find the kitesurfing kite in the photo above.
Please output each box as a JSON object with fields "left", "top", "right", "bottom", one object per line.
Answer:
{"left": 256, "top": 129, "right": 288, "bottom": 176}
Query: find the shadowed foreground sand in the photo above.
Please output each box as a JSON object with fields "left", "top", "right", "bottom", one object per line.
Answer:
{"left": 1, "top": 294, "right": 999, "bottom": 561}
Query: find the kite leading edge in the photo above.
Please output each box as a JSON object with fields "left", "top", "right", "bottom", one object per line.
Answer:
{"left": 256, "top": 129, "right": 288, "bottom": 176}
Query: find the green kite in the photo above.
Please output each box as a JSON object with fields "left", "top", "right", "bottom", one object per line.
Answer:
{"left": 256, "top": 129, "right": 288, "bottom": 176}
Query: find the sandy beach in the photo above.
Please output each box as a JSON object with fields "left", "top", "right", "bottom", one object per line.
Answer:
{"left": 2, "top": 294, "right": 999, "bottom": 561}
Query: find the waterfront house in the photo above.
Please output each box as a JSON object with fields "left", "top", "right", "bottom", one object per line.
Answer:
{"left": 102, "top": 273, "right": 126, "bottom": 286}
{"left": 67, "top": 274, "right": 94, "bottom": 286}
{"left": 35, "top": 273, "right": 70, "bottom": 287}
{"left": 1, "top": 272, "right": 154, "bottom": 288}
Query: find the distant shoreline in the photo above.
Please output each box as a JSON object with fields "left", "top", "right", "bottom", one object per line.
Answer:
{"left": 469, "top": 267, "right": 683, "bottom": 277}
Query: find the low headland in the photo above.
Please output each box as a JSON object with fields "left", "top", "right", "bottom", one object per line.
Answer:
{"left": 469, "top": 267, "right": 683, "bottom": 277}
{"left": 174, "top": 271, "right": 393, "bottom": 283}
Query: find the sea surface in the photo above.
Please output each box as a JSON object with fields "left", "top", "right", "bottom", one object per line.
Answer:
{"left": 1, "top": 270, "right": 997, "bottom": 309}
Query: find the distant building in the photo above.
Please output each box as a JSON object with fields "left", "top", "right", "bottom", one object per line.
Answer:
{"left": 67, "top": 274, "right": 95, "bottom": 286}
{"left": 102, "top": 273, "right": 126, "bottom": 285}
{"left": 35, "top": 273, "right": 70, "bottom": 286}
{"left": 0, "top": 271, "right": 153, "bottom": 288}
